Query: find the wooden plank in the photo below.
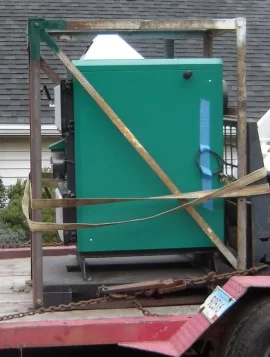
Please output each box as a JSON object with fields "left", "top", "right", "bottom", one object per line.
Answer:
{"left": 40, "top": 57, "right": 61, "bottom": 84}
{"left": 0, "top": 294, "right": 31, "bottom": 315}
{"left": 63, "top": 19, "right": 237, "bottom": 31}
{"left": 0, "top": 294, "right": 31, "bottom": 303}
{"left": 0, "top": 258, "right": 30, "bottom": 276}
{"left": 0, "top": 304, "right": 199, "bottom": 323}
{"left": 0, "top": 258, "right": 32, "bottom": 317}
{"left": 0, "top": 277, "right": 30, "bottom": 294}
{"left": 0, "top": 258, "right": 30, "bottom": 303}
{"left": 0, "top": 302, "right": 31, "bottom": 317}
{"left": 0, "top": 268, "right": 30, "bottom": 277}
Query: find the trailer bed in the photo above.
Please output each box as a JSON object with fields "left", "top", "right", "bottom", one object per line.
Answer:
{"left": 1, "top": 255, "right": 270, "bottom": 356}
{"left": 0, "top": 256, "right": 200, "bottom": 323}
{"left": 0, "top": 255, "right": 204, "bottom": 354}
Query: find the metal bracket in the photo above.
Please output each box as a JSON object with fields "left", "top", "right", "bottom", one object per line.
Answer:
{"left": 57, "top": 182, "right": 77, "bottom": 245}
{"left": 77, "top": 253, "right": 92, "bottom": 281}
{"left": 60, "top": 80, "right": 74, "bottom": 135}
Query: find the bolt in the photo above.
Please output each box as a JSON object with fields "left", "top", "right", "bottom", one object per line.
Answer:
{"left": 36, "top": 299, "right": 41, "bottom": 305}
{"left": 183, "top": 71, "right": 193, "bottom": 80}
{"left": 34, "top": 22, "right": 39, "bottom": 28}
{"left": 65, "top": 80, "right": 72, "bottom": 89}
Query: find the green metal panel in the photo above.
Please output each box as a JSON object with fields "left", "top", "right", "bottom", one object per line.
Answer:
{"left": 49, "top": 139, "right": 66, "bottom": 151}
{"left": 72, "top": 59, "right": 224, "bottom": 253}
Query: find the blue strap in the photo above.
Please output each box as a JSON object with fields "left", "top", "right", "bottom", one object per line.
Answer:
{"left": 200, "top": 99, "right": 213, "bottom": 211}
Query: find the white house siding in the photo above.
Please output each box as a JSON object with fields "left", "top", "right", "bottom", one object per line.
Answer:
{"left": 0, "top": 134, "right": 238, "bottom": 187}
{"left": 0, "top": 136, "right": 58, "bottom": 187}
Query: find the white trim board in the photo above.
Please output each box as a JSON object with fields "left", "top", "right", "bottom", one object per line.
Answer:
{"left": 0, "top": 124, "right": 60, "bottom": 136}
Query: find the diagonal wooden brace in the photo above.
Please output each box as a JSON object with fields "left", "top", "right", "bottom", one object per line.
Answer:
{"left": 42, "top": 31, "right": 238, "bottom": 268}
{"left": 40, "top": 57, "right": 61, "bottom": 84}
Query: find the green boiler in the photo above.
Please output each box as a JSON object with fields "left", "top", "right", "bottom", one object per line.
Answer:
{"left": 55, "top": 58, "right": 224, "bottom": 255}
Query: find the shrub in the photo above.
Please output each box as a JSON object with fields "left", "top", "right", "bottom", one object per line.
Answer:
{"left": 0, "top": 174, "right": 60, "bottom": 244}
{"left": 6, "top": 178, "right": 25, "bottom": 200}
{"left": 0, "top": 183, "right": 30, "bottom": 237}
{"left": 0, "top": 224, "right": 28, "bottom": 245}
{"left": 0, "top": 176, "right": 6, "bottom": 209}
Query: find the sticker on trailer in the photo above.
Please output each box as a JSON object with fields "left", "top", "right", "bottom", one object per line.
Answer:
{"left": 199, "top": 286, "right": 236, "bottom": 323}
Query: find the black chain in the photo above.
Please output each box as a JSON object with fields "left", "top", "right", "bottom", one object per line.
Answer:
{"left": 133, "top": 300, "right": 159, "bottom": 317}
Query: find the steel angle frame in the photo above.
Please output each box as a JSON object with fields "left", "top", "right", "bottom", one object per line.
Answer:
{"left": 27, "top": 17, "right": 246, "bottom": 308}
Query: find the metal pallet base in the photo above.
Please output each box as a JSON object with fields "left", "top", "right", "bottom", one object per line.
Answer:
{"left": 42, "top": 254, "right": 213, "bottom": 307}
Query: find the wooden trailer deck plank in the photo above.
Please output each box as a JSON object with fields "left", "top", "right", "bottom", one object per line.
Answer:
{"left": 0, "top": 257, "right": 200, "bottom": 324}
{"left": 0, "top": 257, "right": 30, "bottom": 278}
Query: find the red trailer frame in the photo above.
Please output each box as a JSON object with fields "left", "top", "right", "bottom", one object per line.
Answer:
{"left": 0, "top": 247, "right": 270, "bottom": 357}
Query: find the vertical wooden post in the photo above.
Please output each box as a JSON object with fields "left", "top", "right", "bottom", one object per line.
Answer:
{"left": 29, "top": 19, "right": 43, "bottom": 308}
{"left": 236, "top": 18, "right": 247, "bottom": 269}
